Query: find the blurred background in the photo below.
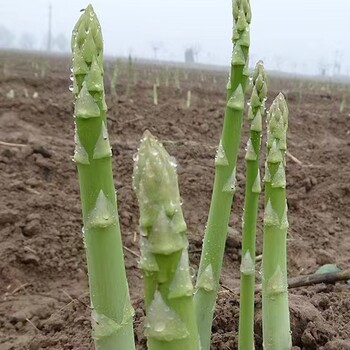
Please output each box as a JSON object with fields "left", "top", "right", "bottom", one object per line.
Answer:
{"left": 0, "top": 0, "right": 349, "bottom": 78}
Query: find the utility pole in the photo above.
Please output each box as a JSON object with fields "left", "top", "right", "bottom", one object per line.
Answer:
{"left": 47, "top": 3, "right": 52, "bottom": 51}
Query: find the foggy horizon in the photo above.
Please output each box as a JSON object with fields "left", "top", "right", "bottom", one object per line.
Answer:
{"left": 1, "top": 0, "right": 349, "bottom": 77}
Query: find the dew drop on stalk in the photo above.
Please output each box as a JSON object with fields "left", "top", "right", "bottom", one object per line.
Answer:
{"left": 83, "top": 237, "right": 87, "bottom": 249}
{"left": 169, "top": 156, "right": 177, "bottom": 169}
{"left": 133, "top": 153, "right": 139, "bottom": 162}
{"left": 101, "top": 121, "right": 108, "bottom": 140}
{"left": 154, "top": 321, "right": 165, "bottom": 333}
{"left": 189, "top": 266, "right": 196, "bottom": 279}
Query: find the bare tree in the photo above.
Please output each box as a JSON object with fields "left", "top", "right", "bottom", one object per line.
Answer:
{"left": 19, "top": 33, "right": 36, "bottom": 50}
{"left": 333, "top": 50, "right": 343, "bottom": 76}
{"left": 0, "top": 25, "right": 15, "bottom": 48}
{"left": 319, "top": 60, "right": 328, "bottom": 77}
{"left": 185, "top": 45, "right": 201, "bottom": 63}
{"left": 192, "top": 44, "right": 201, "bottom": 62}
{"left": 185, "top": 48, "right": 195, "bottom": 64}
{"left": 151, "top": 42, "right": 163, "bottom": 60}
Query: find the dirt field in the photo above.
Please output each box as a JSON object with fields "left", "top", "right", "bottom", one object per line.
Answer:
{"left": 0, "top": 51, "right": 349, "bottom": 350}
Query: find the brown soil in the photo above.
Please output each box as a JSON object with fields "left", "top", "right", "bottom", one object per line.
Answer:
{"left": 0, "top": 51, "right": 349, "bottom": 350}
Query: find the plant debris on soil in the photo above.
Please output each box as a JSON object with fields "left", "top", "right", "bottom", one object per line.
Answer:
{"left": 1, "top": 52, "right": 350, "bottom": 350}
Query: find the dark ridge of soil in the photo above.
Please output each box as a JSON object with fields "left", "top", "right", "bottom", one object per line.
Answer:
{"left": 0, "top": 52, "right": 349, "bottom": 350}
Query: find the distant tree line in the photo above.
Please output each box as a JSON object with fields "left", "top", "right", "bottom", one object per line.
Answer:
{"left": 0, "top": 25, "right": 69, "bottom": 52}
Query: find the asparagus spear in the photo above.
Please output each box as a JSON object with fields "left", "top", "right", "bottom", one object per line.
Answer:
{"left": 71, "top": 5, "right": 135, "bottom": 349}
{"left": 194, "top": 1, "right": 251, "bottom": 348}
{"left": 133, "top": 131, "right": 200, "bottom": 350}
{"left": 110, "top": 59, "right": 119, "bottom": 97}
{"left": 262, "top": 93, "right": 292, "bottom": 350}
{"left": 238, "top": 61, "right": 267, "bottom": 350}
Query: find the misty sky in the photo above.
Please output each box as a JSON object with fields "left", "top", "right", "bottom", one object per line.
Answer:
{"left": 1, "top": 0, "right": 350, "bottom": 75}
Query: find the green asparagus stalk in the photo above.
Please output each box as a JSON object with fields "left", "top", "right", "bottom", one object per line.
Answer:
{"left": 153, "top": 84, "right": 158, "bottom": 105}
{"left": 164, "top": 67, "right": 169, "bottom": 87}
{"left": 194, "top": 1, "right": 251, "bottom": 348}
{"left": 133, "top": 131, "right": 200, "bottom": 350}
{"left": 174, "top": 69, "right": 180, "bottom": 90}
{"left": 126, "top": 53, "right": 133, "bottom": 97}
{"left": 71, "top": 5, "right": 135, "bottom": 349}
{"left": 186, "top": 90, "right": 192, "bottom": 109}
{"left": 110, "top": 59, "right": 119, "bottom": 97}
{"left": 238, "top": 61, "right": 267, "bottom": 350}
{"left": 262, "top": 93, "right": 291, "bottom": 350}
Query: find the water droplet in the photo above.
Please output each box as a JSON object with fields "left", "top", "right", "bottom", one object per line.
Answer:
{"left": 154, "top": 321, "right": 165, "bottom": 332}
{"left": 189, "top": 266, "right": 196, "bottom": 279}
{"left": 169, "top": 156, "right": 177, "bottom": 169}
{"left": 150, "top": 148, "right": 158, "bottom": 156}
{"left": 133, "top": 152, "right": 139, "bottom": 162}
